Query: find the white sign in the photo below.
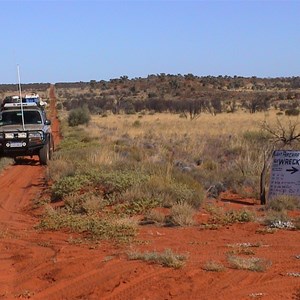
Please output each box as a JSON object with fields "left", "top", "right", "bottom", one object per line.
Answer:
{"left": 269, "top": 150, "right": 300, "bottom": 198}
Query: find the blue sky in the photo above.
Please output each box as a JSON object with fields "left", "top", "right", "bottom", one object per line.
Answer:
{"left": 0, "top": 0, "right": 299, "bottom": 83}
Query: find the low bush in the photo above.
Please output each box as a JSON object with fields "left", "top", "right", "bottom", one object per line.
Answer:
{"left": 137, "top": 174, "right": 204, "bottom": 209}
{"left": 223, "top": 209, "right": 256, "bottom": 224}
{"left": 128, "top": 248, "right": 187, "bottom": 269}
{"left": 227, "top": 255, "right": 271, "bottom": 272}
{"left": 116, "top": 190, "right": 160, "bottom": 215}
{"left": 51, "top": 174, "right": 90, "bottom": 201}
{"left": 64, "top": 192, "right": 107, "bottom": 214}
{"left": 207, "top": 205, "right": 256, "bottom": 225}
{"left": 68, "top": 106, "right": 91, "bottom": 126}
{"left": 203, "top": 260, "right": 225, "bottom": 272}
{"left": 143, "top": 209, "right": 166, "bottom": 225}
{"left": 38, "top": 207, "right": 137, "bottom": 242}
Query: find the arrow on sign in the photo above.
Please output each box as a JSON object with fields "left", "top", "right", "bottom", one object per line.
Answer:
{"left": 286, "top": 166, "right": 299, "bottom": 174}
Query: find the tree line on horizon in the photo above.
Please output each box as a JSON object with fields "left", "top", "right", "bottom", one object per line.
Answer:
{"left": 55, "top": 74, "right": 300, "bottom": 118}
{"left": 1, "top": 74, "right": 300, "bottom": 117}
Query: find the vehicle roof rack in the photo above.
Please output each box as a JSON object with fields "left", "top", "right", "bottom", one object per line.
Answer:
{"left": 2, "top": 102, "right": 38, "bottom": 109}
{"left": 1, "top": 94, "right": 46, "bottom": 111}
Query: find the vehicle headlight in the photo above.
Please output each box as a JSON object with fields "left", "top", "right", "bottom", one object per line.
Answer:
{"left": 5, "top": 133, "right": 14, "bottom": 139}
{"left": 18, "top": 132, "right": 27, "bottom": 138}
{"left": 28, "top": 131, "right": 43, "bottom": 139}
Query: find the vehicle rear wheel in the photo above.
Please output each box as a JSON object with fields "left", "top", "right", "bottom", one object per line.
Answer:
{"left": 39, "top": 143, "right": 49, "bottom": 165}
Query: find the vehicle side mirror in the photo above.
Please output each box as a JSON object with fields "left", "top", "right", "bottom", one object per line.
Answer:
{"left": 45, "top": 120, "right": 51, "bottom": 125}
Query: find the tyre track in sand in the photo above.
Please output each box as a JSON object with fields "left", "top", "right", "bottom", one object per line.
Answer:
{"left": 33, "top": 259, "right": 171, "bottom": 300}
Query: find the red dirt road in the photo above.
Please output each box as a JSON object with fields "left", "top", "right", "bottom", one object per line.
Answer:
{"left": 0, "top": 87, "right": 299, "bottom": 299}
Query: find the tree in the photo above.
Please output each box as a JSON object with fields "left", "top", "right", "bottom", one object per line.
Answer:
{"left": 178, "top": 99, "right": 205, "bottom": 120}
{"left": 241, "top": 93, "right": 271, "bottom": 113}
{"left": 210, "top": 98, "right": 223, "bottom": 115}
{"left": 89, "top": 80, "right": 97, "bottom": 89}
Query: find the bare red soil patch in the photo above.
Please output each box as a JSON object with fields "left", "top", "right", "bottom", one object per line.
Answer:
{"left": 0, "top": 87, "right": 299, "bottom": 299}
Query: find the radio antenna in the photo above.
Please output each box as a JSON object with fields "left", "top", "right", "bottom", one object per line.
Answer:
{"left": 17, "top": 65, "right": 25, "bottom": 130}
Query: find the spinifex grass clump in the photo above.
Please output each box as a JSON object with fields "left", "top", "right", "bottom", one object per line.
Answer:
{"left": 128, "top": 248, "right": 187, "bottom": 269}
{"left": 227, "top": 255, "right": 271, "bottom": 272}
{"left": 169, "top": 202, "right": 196, "bottom": 226}
{"left": 203, "top": 260, "right": 225, "bottom": 272}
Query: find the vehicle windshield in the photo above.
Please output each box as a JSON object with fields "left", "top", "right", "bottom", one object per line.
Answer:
{"left": 0, "top": 111, "right": 42, "bottom": 126}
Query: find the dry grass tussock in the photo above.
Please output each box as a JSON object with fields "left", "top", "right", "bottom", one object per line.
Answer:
{"left": 227, "top": 255, "right": 271, "bottom": 272}
{"left": 203, "top": 260, "right": 225, "bottom": 272}
{"left": 128, "top": 248, "right": 187, "bottom": 269}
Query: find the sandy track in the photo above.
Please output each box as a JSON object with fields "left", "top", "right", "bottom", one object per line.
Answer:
{"left": 0, "top": 86, "right": 299, "bottom": 299}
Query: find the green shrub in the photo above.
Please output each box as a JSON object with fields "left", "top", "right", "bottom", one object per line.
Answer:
{"left": 207, "top": 206, "right": 256, "bottom": 225}
{"left": 94, "top": 170, "right": 149, "bottom": 195}
{"left": 68, "top": 106, "right": 91, "bottom": 126}
{"left": 119, "top": 190, "right": 160, "bottom": 215}
{"left": 64, "top": 192, "right": 107, "bottom": 214}
{"left": 51, "top": 174, "right": 90, "bottom": 201}
{"left": 225, "top": 209, "right": 256, "bottom": 223}
{"left": 38, "top": 207, "right": 137, "bottom": 241}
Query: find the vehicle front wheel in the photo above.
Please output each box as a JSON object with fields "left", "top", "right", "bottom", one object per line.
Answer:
{"left": 39, "top": 143, "right": 49, "bottom": 165}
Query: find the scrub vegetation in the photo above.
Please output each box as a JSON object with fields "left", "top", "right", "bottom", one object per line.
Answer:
{"left": 2, "top": 76, "right": 300, "bottom": 242}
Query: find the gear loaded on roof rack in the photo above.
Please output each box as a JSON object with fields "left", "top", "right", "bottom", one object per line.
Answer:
{"left": 0, "top": 93, "right": 54, "bottom": 165}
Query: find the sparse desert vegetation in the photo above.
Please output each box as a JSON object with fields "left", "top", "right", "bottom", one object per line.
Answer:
{"left": 0, "top": 77, "right": 300, "bottom": 299}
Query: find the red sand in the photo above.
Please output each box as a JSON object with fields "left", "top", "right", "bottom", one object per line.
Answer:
{"left": 0, "top": 87, "right": 299, "bottom": 299}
